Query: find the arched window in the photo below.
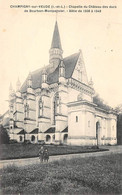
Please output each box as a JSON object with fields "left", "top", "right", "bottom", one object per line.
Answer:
{"left": 52, "top": 93, "right": 60, "bottom": 125}
{"left": 31, "top": 135, "right": 35, "bottom": 142}
{"left": 19, "top": 136, "right": 22, "bottom": 142}
{"left": 46, "top": 135, "right": 51, "bottom": 142}
{"left": 39, "top": 97, "right": 44, "bottom": 117}
{"left": 63, "top": 134, "right": 68, "bottom": 143}
{"left": 76, "top": 116, "right": 78, "bottom": 122}
{"left": 24, "top": 103, "right": 29, "bottom": 118}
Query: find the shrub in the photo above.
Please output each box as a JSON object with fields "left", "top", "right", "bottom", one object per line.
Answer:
{"left": 0, "top": 125, "right": 10, "bottom": 144}
{"left": 9, "top": 139, "right": 18, "bottom": 144}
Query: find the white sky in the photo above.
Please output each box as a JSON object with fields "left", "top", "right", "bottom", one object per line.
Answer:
{"left": 0, "top": 0, "right": 122, "bottom": 115}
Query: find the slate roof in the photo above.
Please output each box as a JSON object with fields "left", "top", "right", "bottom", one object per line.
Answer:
{"left": 51, "top": 21, "right": 62, "bottom": 50}
{"left": 17, "top": 129, "right": 27, "bottom": 134}
{"left": 44, "top": 127, "right": 55, "bottom": 133}
{"left": 62, "top": 126, "right": 68, "bottom": 133}
{"left": 30, "top": 128, "right": 38, "bottom": 134}
{"left": 2, "top": 117, "right": 9, "bottom": 127}
{"left": 0, "top": 110, "right": 9, "bottom": 119}
{"left": 21, "top": 52, "right": 80, "bottom": 93}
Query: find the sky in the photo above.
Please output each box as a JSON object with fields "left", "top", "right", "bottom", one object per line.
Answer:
{"left": 0, "top": 0, "right": 122, "bottom": 115}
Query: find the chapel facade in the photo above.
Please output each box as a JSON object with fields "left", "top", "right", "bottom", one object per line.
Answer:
{"left": 8, "top": 20, "right": 117, "bottom": 146}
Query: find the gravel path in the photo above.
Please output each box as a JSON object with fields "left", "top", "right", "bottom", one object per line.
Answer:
{"left": 0, "top": 145, "right": 122, "bottom": 169}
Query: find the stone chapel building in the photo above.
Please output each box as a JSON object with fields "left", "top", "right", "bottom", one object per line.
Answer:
{"left": 8, "top": 20, "right": 117, "bottom": 146}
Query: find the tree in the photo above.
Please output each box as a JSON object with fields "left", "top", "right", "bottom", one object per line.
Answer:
{"left": 115, "top": 104, "right": 122, "bottom": 145}
{"left": 0, "top": 125, "right": 10, "bottom": 144}
{"left": 117, "top": 114, "right": 122, "bottom": 145}
{"left": 93, "top": 94, "right": 111, "bottom": 111}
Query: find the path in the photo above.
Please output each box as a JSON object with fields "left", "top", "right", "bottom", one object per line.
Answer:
{"left": 0, "top": 145, "right": 122, "bottom": 169}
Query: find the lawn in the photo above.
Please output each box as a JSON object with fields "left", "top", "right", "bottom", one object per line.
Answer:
{"left": 0, "top": 143, "right": 108, "bottom": 160}
{"left": 0, "top": 153, "right": 121, "bottom": 194}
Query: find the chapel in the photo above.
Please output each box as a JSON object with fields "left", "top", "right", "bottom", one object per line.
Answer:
{"left": 8, "top": 20, "right": 117, "bottom": 145}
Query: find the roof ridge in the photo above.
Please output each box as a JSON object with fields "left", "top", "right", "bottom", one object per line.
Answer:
{"left": 63, "top": 51, "right": 80, "bottom": 61}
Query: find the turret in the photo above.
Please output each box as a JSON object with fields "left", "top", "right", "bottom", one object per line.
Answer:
{"left": 27, "top": 72, "right": 34, "bottom": 94}
{"left": 42, "top": 67, "right": 48, "bottom": 88}
{"left": 16, "top": 78, "right": 21, "bottom": 92}
{"left": 9, "top": 83, "right": 15, "bottom": 100}
{"left": 49, "top": 21, "right": 63, "bottom": 68}
{"left": 89, "top": 77, "right": 94, "bottom": 88}
{"left": 59, "top": 60, "right": 65, "bottom": 83}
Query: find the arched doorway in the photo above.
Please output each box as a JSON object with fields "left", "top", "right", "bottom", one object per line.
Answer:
{"left": 19, "top": 136, "right": 22, "bottom": 142}
{"left": 31, "top": 135, "right": 35, "bottom": 142}
{"left": 46, "top": 135, "right": 51, "bottom": 142}
{"left": 63, "top": 134, "right": 68, "bottom": 143}
{"left": 96, "top": 121, "right": 100, "bottom": 146}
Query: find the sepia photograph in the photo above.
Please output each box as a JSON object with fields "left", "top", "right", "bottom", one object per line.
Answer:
{"left": 0, "top": 0, "right": 122, "bottom": 194}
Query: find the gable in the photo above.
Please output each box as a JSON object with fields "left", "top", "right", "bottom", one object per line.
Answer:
{"left": 72, "top": 51, "right": 88, "bottom": 85}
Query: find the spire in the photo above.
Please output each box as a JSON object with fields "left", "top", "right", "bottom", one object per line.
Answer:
{"left": 49, "top": 21, "right": 63, "bottom": 67}
{"left": 51, "top": 21, "right": 62, "bottom": 50}
{"left": 16, "top": 78, "right": 21, "bottom": 92}
{"left": 89, "top": 77, "right": 94, "bottom": 87}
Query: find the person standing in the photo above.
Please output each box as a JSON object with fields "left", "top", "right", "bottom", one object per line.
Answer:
{"left": 39, "top": 145, "right": 44, "bottom": 162}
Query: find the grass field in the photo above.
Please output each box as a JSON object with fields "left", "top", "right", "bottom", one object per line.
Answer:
{"left": 0, "top": 143, "right": 108, "bottom": 160}
{"left": 0, "top": 153, "right": 121, "bottom": 194}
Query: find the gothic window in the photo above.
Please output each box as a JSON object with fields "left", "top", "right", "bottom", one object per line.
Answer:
{"left": 24, "top": 103, "right": 29, "bottom": 118}
{"left": 38, "top": 98, "right": 44, "bottom": 117}
{"left": 52, "top": 93, "right": 60, "bottom": 125}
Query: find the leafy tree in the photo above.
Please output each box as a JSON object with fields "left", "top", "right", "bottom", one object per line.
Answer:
{"left": 115, "top": 105, "right": 122, "bottom": 145}
{"left": 93, "top": 94, "right": 111, "bottom": 111}
{"left": 115, "top": 104, "right": 122, "bottom": 114}
{"left": 0, "top": 125, "right": 10, "bottom": 144}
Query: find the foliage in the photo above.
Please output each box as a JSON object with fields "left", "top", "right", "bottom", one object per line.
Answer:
{"left": 0, "top": 144, "right": 108, "bottom": 160}
{"left": 117, "top": 113, "right": 122, "bottom": 145}
{"left": 0, "top": 154, "right": 121, "bottom": 194}
{"left": 93, "top": 94, "right": 112, "bottom": 111}
{"left": 115, "top": 104, "right": 122, "bottom": 114}
{"left": 0, "top": 125, "right": 10, "bottom": 144}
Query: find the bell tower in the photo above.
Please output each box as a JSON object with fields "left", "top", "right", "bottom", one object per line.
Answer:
{"left": 49, "top": 21, "right": 63, "bottom": 68}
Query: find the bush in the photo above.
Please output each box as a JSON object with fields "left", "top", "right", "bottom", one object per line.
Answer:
{"left": 0, "top": 125, "right": 10, "bottom": 144}
{"left": 23, "top": 140, "right": 31, "bottom": 144}
{"left": 9, "top": 139, "right": 18, "bottom": 144}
